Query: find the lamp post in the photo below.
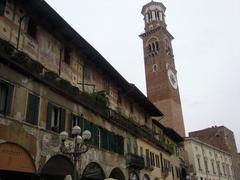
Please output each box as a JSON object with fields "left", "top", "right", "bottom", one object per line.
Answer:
{"left": 59, "top": 126, "right": 91, "bottom": 180}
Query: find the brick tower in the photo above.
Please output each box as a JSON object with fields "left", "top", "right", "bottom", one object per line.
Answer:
{"left": 140, "top": 1, "right": 185, "bottom": 137}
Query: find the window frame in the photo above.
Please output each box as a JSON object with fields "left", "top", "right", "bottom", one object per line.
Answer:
{"left": 46, "top": 102, "right": 65, "bottom": 133}
{"left": 0, "top": 80, "right": 14, "bottom": 116}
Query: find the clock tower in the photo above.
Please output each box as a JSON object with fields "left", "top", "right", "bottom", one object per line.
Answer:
{"left": 140, "top": 1, "right": 185, "bottom": 137}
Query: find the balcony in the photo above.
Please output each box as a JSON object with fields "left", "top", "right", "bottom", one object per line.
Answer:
{"left": 126, "top": 153, "right": 145, "bottom": 170}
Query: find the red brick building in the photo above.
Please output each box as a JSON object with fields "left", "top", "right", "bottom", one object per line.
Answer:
{"left": 189, "top": 126, "right": 240, "bottom": 180}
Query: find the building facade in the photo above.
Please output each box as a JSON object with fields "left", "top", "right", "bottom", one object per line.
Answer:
{"left": 140, "top": 1, "right": 185, "bottom": 137}
{"left": 0, "top": 0, "right": 184, "bottom": 180}
{"left": 185, "top": 138, "right": 235, "bottom": 180}
{"left": 189, "top": 126, "right": 240, "bottom": 180}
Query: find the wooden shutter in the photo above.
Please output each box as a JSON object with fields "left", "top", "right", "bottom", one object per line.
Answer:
{"left": 59, "top": 108, "right": 66, "bottom": 133}
{"left": 5, "top": 83, "right": 14, "bottom": 115}
{"left": 26, "top": 94, "right": 39, "bottom": 125}
{"left": 46, "top": 102, "right": 53, "bottom": 130}
{"left": 0, "top": 0, "right": 6, "bottom": 16}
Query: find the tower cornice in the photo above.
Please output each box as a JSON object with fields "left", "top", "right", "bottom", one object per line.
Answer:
{"left": 139, "top": 26, "right": 174, "bottom": 40}
{"left": 141, "top": 1, "right": 166, "bottom": 15}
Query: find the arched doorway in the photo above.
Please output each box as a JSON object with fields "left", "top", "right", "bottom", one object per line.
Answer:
{"left": 109, "top": 168, "right": 125, "bottom": 180}
{"left": 181, "top": 168, "right": 187, "bottom": 180}
{"left": 82, "top": 162, "right": 105, "bottom": 180}
{"left": 41, "top": 155, "right": 74, "bottom": 180}
{"left": 142, "top": 174, "right": 150, "bottom": 180}
{"left": 0, "top": 142, "right": 36, "bottom": 180}
{"left": 129, "top": 171, "right": 139, "bottom": 180}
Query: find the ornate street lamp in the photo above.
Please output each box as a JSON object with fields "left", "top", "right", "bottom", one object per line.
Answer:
{"left": 60, "top": 126, "right": 91, "bottom": 180}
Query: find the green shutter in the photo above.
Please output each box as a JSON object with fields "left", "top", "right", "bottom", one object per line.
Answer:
{"left": 5, "top": 84, "right": 14, "bottom": 115}
{"left": 0, "top": 0, "right": 6, "bottom": 16}
{"left": 26, "top": 94, "right": 39, "bottom": 125}
{"left": 59, "top": 108, "right": 66, "bottom": 133}
{"left": 84, "top": 119, "right": 91, "bottom": 131}
{"left": 101, "top": 128, "right": 108, "bottom": 150}
{"left": 119, "top": 136, "right": 124, "bottom": 155}
{"left": 46, "top": 102, "right": 53, "bottom": 130}
{"left": 93, "top": 124, "right": 99, "bottom": 147}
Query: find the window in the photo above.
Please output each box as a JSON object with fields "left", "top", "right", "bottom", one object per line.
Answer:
{"left": 63, "top": 47, "right": 71, "bottom": 64}
{"left": 222, "top": 163, "right": 226, "bottom": 176}
{"left": 155, "top": 154, "right": 160, "bottom": 168}
{"left": 27, "top": 18, "right": 37, "bottom": 39}
{"left": 145, "top": 149, "right": 150, "bottom": 167}
{"left": 226, "top": 164, "right": 230, "bottom": 177}
{"left": 160, "top": 153, "right": 163, "bottom": 172}
{"left": 150, "top": 152, "right": 155, "bottom": 166}
{"left": 148, "top": 41, "right": 159, "bottom": 55}
{"left": 152, "top": 64, "right": 158, "bottom": 72}
{"left": 72, "top": 114, "right": 83, "bottom": 127}
{"left": 46, "top": 102, "right": 65, "bottom": 133}
{"left": 0, "top": 80, "right": 13, "bottom": 115}
{"left": 217, "top": 161, "right": 221, "bottom": 175}
{"left": 197, "top": 156, "right": 202, "bottom": 170}
{"left": 0, "top": 0, "right": 6, "bottom": 16}
{"left": 204, "top": 157, "right": 209, "bottom": 172}
{"left": 71, "top": 114, "right": 84, "bottom": 137}
{"left": 211, "top": 160, "right": 216, "bottom": 174}
{"left": 117, "top": 91, "right": 122, "bottom": 104}
{"left": 100, "top": 128, "right": 124, "bottom": 155}
{"left": 104, "top": 79, "right": 110, "bottom": 94}
{"left": 83, "top": 64, "right": 91, "bottom": 80}
{"left": 26, "top": 93, "right": 39, "bottom": 125}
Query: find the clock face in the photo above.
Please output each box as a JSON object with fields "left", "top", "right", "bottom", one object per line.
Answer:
{"left": 167, "top": 69, "right": 178, "bottom": 89}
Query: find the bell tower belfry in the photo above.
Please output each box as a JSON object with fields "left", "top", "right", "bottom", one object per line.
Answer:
{"left": 140, "top": 1, "right": 185, "bottom": 137}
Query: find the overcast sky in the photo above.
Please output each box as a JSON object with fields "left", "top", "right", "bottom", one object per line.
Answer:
{"left": 45, "top": 0, "right": 240, "bottom": 150}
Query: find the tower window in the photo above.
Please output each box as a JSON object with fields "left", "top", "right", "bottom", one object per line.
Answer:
{"left": 147, "top": 41, "right": 159, "bottom": 56}
{"left": 152, "top": 64, "right": 158, "bottom": 72}
{"left": 148, "top": 12, "right": 152, "bottom": 22}
{"left": 148, "top": 44, "right": 151, "bottom": 53}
